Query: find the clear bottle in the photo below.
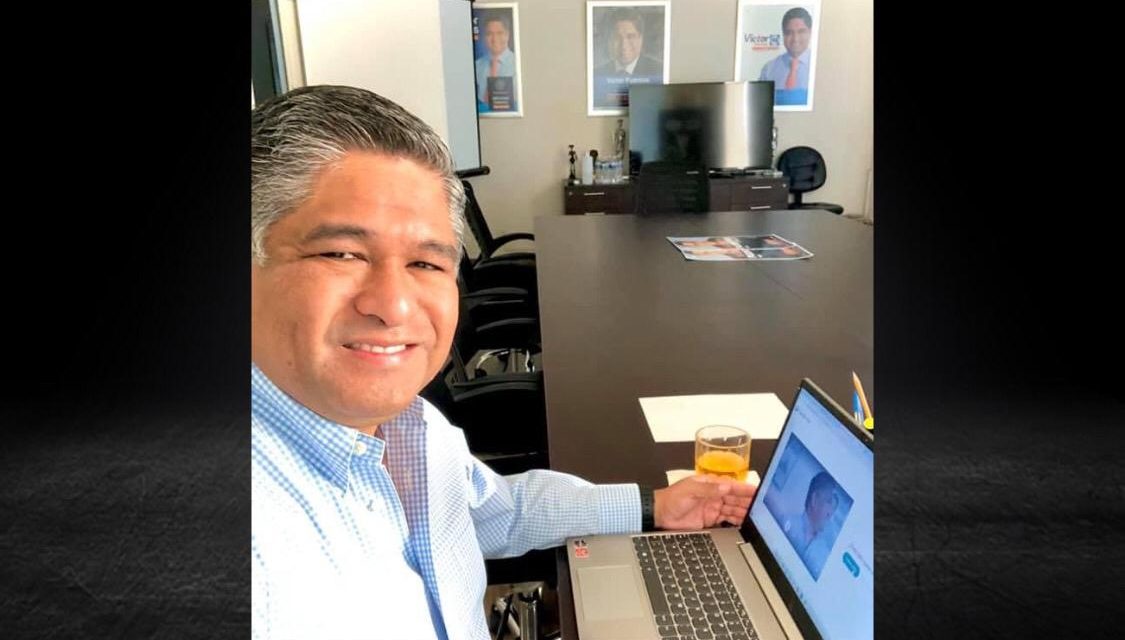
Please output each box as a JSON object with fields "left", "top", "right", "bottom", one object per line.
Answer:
{"left": 582, "top": 151, "right": 595, "bottom": 185}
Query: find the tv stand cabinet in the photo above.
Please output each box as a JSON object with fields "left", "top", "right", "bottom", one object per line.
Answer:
{"left": 563, "top": 175, "right": 789, "bottom": 215}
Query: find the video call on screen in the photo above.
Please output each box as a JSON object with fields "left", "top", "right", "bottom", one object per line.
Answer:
{"left": 750, "top": 388, "right": 873, "bottom": 639}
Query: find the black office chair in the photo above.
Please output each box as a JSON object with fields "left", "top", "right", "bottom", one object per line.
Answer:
{"left": 635, "top": 161, "right": 710, "bottom": 214}
{"left": 460, "top": 249, "right": 539, "bottom": 320}
{"left": 456, "top": 264, "right": 541, "bottom": 374}
{"left": 421, "top": 284, "right": 545, "bottom": 472}
{"left": 457, "top": 167, "right": 536, "bottom": 262}
{"left": 776, "top": 146, "right": 845, "bottom": 215}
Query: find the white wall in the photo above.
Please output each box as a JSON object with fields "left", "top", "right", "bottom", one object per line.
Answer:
{"left": 295, "top": 0, "right": 451, "bottom": 141}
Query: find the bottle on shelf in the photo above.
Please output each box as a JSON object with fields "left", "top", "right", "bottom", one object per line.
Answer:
{"left": 582, "top": 150, "right": 595, "bottom": 185}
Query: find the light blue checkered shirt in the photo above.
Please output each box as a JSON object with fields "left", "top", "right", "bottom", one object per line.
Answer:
{"left": 251, "top": 365, "right": 641, "bottom": 639}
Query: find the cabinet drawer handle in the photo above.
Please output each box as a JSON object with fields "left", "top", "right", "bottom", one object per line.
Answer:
{"left": 583, "top": 191, "right": 606, "bottom": 196}
{"left": 749, "top": 205, "right": 771, "bottom": 210}
{"left": 750, "top": 185, "right": 773, "bottom": 190}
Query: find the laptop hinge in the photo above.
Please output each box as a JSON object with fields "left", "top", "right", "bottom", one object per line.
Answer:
{"left": 737, "top": 542, "right": 805, "bottom": 639}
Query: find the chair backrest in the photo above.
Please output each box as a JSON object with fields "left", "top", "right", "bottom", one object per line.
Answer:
{"left": 777, "top": 146, "right": 828, "bottom": 206}
{"left": 450, "top": 273, "right": 483, "bottom": 383}
{"left": 636, "top": 161, "right": 711, "bottom": 215}
{"left": 460, "top": 179, "right": 497, "bottom": 257}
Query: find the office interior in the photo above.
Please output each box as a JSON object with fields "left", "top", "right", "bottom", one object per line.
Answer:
{"left": 253, "top": 0, "right": 873, "bottom": 232}
{"left": 252, "top": 1, "right": 873, "bottom": 637}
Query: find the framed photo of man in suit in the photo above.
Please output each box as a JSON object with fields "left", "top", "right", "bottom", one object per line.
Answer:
{"left": 734, "top": 0, "right": 821, "bottom": 111}
{"left": 587, "top": 1, "right": 670, "bottom": 116}
{"left": 473, "top": 3, "right": 524, "bottom": 117}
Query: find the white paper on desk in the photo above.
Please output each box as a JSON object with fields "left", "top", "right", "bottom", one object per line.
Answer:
{"left": 639, "top": 393, "right": 789, "bottom": 442}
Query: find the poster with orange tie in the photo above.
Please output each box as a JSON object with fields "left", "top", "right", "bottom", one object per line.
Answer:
{"left": 473, "top": 3, "right": 524, "bottom": 117}
{"left": 734, "top": 0, "right": 822, "bottom": 112}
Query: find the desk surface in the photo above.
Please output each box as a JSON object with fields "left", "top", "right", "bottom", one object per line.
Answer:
{"left": 535, "top": 210, "right": 872, "bottom": 486}
{"left": 534, "top": 210, "right": 872, "bottom": 638}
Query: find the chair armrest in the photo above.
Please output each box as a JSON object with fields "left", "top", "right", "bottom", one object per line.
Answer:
{"left": 462, "top": 286, "right": 530, "bottom": 300}
{"left": 451, "top": 371, "right": 541, "bottom": 393}
{"left": 475, "top": 317, "right": 541, "bottom": 350}
{"left": 469, "top": 299, "right": 539, "bottom": 330}
{"left": 450, "top": 379, "right": 546, "bottom": 452}
{"left": 471, "top": 259, "right": 539, "bottom": 295}
{"left": 480, "top": 250, "right": 536, "bottom": 263}
{"left": 493, "top": 232, "right": 535, "bottom": 250}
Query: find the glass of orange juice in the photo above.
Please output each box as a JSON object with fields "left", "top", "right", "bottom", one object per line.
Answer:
{"left": 694, "top": 425, "right": 750, "bottom": 481}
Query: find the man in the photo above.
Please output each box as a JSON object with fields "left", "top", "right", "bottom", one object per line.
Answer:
{"left": 594, "top": 9, "right": 663, "bottom": 78}
{"left": 593, "top": 9, "right": 663, "bottom": 108}
{"left": 783, "top": 471, "right": 840, "bottom": 576}
{"left": 474, "top": 14, "right": 518, "bottom": 112}
{"left": 758, "top": 7, "right": 813, "bottom": 106}
{"left": 251, "top": 85, "right": 758, "bottom": 639}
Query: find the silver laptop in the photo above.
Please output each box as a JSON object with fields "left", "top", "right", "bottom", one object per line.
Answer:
{"left": 567, "top": 379, "right": 874, "bottom": 640}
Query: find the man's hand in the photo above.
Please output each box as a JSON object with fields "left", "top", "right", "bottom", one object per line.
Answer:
{"left": 653, "top": 474, "right": 759, "bottom": 530}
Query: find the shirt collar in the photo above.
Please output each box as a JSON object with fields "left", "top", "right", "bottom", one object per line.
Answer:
{"left": 615, "top": 57, "right": 639, "bottom": 74}
{"left": 251, "top": 364, "right": 426, "bottom": 491}
{"left": 786, "top": 50, "right": 811, "bottom": 65}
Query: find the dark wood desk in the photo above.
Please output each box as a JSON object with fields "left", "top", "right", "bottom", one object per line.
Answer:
{"left": 533, "top": 210, "right": 872, "bottom": 638}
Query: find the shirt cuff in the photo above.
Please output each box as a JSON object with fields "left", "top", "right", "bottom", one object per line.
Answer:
{"left": 596, "top": 483, "right": 642, "bottom": 535}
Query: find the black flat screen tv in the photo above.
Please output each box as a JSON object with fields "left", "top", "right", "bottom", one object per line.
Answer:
{"left": 628, "top": 81, "right": 774, "bottom": 171}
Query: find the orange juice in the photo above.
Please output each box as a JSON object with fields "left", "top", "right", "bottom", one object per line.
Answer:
{"left": 695, "top": 450, "right": 749, "bottom": 481}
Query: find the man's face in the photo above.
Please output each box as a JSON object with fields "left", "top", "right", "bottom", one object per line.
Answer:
{"left": 610, "top": 19, "right": 643, "bottom": 66}
{"left": 783, "top": 17, "right": 811, "bottom": 58}
{"left": 485, "top": 19, "right": 510, "bottom": 57}
{"left": 252, "top": 152, "right": 460, "bottom": 431}
{"left": 807, "top": 488, "right": 838, "bottom": 530}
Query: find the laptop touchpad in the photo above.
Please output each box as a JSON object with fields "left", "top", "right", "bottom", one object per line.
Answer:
{"left": 577, "top": 565, "right": 647, "bottom": 621}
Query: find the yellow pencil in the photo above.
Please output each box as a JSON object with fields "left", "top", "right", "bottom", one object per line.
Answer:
{"left": 852, "top": 372, "right": 873, "bottom": 421}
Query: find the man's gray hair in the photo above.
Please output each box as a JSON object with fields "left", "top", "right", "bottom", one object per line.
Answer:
{"left": 251, "top": 85, "right": 467, "bottom": 264}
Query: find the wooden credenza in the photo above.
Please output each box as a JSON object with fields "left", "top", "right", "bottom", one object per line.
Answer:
{"left": 563, "top": 175, "right": 790, "bottom": 214}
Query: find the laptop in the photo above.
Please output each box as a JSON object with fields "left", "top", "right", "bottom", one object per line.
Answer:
{"left": 567, "top": 379, "right": 874, "bottom": 640}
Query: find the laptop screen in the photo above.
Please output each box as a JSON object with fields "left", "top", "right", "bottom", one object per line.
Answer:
{"left": 746, "top": 384, "right": 874, "bottom": 639}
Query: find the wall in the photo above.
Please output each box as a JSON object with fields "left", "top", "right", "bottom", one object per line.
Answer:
{"left": 294, "top": 0, "right": 451, "bottom": 142}
{"left": 473, "top": 0, "right": 873, "bottom": 235}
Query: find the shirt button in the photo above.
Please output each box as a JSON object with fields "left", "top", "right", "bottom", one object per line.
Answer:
{"left": 354, "top": 441, "right": 368, "bottom": 456}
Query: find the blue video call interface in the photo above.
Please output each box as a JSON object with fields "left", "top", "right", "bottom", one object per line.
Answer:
{"left": 749, "top": 388, "right": 873, "bottom": 639}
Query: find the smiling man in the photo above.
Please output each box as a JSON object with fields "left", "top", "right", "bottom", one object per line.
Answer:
{"left": 251, "top": 85, "right": 758, "bottom": 640}
{"left": 473, "top": 13, "right": 518, "bottom": 112}
{"left": 591, "top": 8, "right": 664, "bottom": 109}
{"left": 595, "top": 9, "right": 661, "bottom": 77}
{"left": 758, "top": 6, "right": 814, "bottom": 106}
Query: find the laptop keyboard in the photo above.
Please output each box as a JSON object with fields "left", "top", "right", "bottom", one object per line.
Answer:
{"left": 633, "top": 533, "right": 759, "bottom": 640}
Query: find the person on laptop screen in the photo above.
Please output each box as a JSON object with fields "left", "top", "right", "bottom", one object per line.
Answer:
{"left": 783, "top": 471, "right": 841, "bottom": 575}
{"left": 250, "top": 85, "right": 758, "bottom": 640}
